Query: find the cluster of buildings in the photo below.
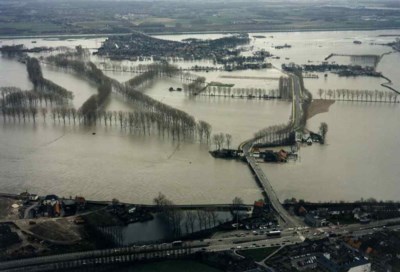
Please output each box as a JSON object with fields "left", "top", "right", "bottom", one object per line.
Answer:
{"left": 301, "top": 63, "right": 381, "bottom": 78}
{"left": 96, "top": 32, "right": 251, "bottom": 64}
{"left": 286, "top": 201, "right": 400, "bottom": 227}
{"left": 20, "top": 192, "right": 86, "bottom": 218}
{"left": 267, "top": 238, "right": 372, "bottom": 272}
{"left": 251, "top": 147, "right": 290, "bottom": 163}
{"left": 296, "top": 131, "right": 323, "bottom": 145}
{"left": 345, "top": 231, "right": 400, "bottom": 271}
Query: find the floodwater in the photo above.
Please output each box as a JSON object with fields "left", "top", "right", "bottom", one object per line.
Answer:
{"left": 0, "top": 56, "right": 32, "bottom": 90}
{"left": 114, "top": 211, "right": 236, "bottom": 245}
{"left": 41, "top": 64, "right": 98, "bottom": 108}
{"left": 0, "top": 29, "right": 399, "bottom": 203}
{"left": 142, "top": 78, "right": 291, "bottom": 146}
{"left": 0, "top": 121, "right": 261, "bottom": 204}
{"left": 261, "top": 101, "right": 400, "bottom": 202}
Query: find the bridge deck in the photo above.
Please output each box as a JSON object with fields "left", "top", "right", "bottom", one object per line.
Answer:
{"left": 245, "top": 155, "right": 302, "bottom": 228}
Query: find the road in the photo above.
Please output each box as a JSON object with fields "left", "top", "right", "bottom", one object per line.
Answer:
{"left": 239, "top": 72, "right": 307, "bottom": 228}
{"left": 0, "top": 231, "right": 303, "bottom": 271}
{"left": 244, "top": 153, "right": 304, "bottom": 228}
{"left": 290, "top": 74, "right": 306, "bottom": 130}
{"left": 2, "top": 217, "right": 399, "bottom": 271}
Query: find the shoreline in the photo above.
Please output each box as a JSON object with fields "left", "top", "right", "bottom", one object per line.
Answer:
{"left": 0, "top": 27, "right": 400, "bottom": 40}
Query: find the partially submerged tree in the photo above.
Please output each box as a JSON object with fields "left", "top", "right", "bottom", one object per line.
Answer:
{"left": 212, "top": 133, "right": 225, "bottom": 150}
{"left": 225, "top": 134, "right": 232, "bottom": 149}
{"left": 319, "top": 122, "right": 328, "bottom": 144}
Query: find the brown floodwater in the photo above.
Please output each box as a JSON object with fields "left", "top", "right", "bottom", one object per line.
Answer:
{"left": 0, "top": 30, "right": 399, "bottom": 203}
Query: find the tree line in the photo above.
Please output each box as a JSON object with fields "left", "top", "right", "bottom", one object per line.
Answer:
{"left": 153, "top": 193, "right": 243, "bottom": 238}
{"left": 317, "top": 88, "right": 398, "bottom": 103}
{"left": 26, "top": 57, "right": 73, "bottom": 100}
{"left": 80, "top": 82, "right": 112, "bottom": 123}
{"left": 1, "top": 87, "right": 67, "bottom": 109}
{"left": 43, "top": 54, "right": 213, "bottom": 142}
{"left": 212, "top": 133, "right": 233, "bottom": 150}
{"left": 279, "top": 76, "right": 293, "bottom": 100}
{"left": 125, "top": 62, "right": 180, "bottom": 89}
{"left": 253, "top": 122, "right": 295, "bottom": 147}
{"left": 183, "top": 77, "right": 206, "bottom": 94}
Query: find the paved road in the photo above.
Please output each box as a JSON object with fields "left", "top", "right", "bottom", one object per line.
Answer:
{"left": 289, "top": 73, "right": 306, "bottom": 130}
{"left": 2, "top": 217, "right": 399, "bottom": 271}
{"left": 239, "top": 72, "right": 306, "bottom": 228}
{"left": 244, "top": 153, "right": 304, "bottom": 228}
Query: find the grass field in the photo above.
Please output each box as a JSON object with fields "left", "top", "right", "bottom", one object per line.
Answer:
{"left": 237, "top": 246, "right": 280, "bottom": 262}
{"left": 1, "top": 1, "right": 400, "bottom": 36}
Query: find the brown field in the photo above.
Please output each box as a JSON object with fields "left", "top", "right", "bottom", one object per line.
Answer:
{"left": 307, "top": 99, "right": 335, "bottom": 120}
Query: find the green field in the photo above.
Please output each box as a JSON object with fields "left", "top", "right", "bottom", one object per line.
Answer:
{"left": 237, "top": 246, "right": 280, "bottom": 262}
{"left": 1, "top": 0, "right": 400, "bottom": 36}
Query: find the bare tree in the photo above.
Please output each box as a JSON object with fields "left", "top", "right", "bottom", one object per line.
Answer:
{"left": 40, "top": 108, "right": 47, "bottom": 123}
{"left": 212, "top": 133, "right": 225, "bottom": 150}
{"left": 185, "top": 211, "right": 196, "bottom": 233}
{"left": 225, "top": 134, "right": 232, "bottom": 149}
{"left": 232, "top": 196, "right": 243, "bottom": 229}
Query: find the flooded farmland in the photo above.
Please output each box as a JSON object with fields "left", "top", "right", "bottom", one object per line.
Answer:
{"left": 0, "top": 30, "right": 399, "bottom": 203}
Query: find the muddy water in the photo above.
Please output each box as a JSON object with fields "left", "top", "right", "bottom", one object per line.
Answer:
{"left": 261, "top": 101, "right": 400, "bottom": 202}
{"left": 0, "top": 30, "right": 399, "bottom": 203}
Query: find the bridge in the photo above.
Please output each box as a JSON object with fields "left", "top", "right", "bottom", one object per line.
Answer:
{"left": 0, "top": 228, "right": 306, "bottom": 272}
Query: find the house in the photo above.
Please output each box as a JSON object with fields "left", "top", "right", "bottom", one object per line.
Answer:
{"left": 277, "top": 149, "right": 288, "bottom": 162}
{"left": 62, "top": 199, "right": 77, "bottom": 216}
{"left": 252, "top": 200, "right": 265, "bottom": 217}
{"left": 28, "top": 194, "right": 39, "bottom": 201}
{"left": 317, "top": 253, "right": 371, "bottom": 272}
{"left": 43, "top": 194, "right": 58, "bottom": 205}
{"left": 263, "top": 151, "right": 278, "bottom": 162}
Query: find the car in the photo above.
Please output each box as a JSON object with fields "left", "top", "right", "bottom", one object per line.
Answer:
{"left": 236, "top": 246, "right": 242, "bottom": 249}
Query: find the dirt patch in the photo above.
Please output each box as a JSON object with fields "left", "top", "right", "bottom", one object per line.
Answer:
{"left": 307, "top": 99, "right": 335, "bottom": 120}
{"left": 28, "top": 219, "right": 82, "bottom": 244}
